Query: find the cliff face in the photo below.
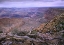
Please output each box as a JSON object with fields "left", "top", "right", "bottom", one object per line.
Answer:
{"left": 0, "top": 18, "right": 24, "bottom": 33}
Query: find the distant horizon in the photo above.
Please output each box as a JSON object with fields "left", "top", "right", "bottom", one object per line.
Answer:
{"left": 0, "top": 1, "right": 64, "bottom": 8}
{"left": 0, "top": 7, "right": 64, "bottom": 8}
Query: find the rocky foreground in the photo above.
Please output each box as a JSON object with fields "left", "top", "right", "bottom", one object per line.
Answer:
{"left": 0, "top": 13, "right": 64, "bottom": 45}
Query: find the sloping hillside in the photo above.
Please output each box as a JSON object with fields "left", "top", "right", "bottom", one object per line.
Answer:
{"left": 35, "top": 13, "right": 64, "bottom": 33}
{"left": 0, "top": 18, "right": 24, "bottom": 33}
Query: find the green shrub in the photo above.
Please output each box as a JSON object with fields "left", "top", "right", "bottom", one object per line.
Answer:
{"left": 62, "top": 33, "right": 64, "bottom": 38}
{"left": 11, "top": 28, "right": 28, "bottom": 36}
{"left": 0, "top": 27, "right": 3, "bottom": 33}
{"left": 31, "top": 30, "right": 37, "bottom": 34}
{"left": 11, "top": 28, "right": 19, "bottom": 35}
